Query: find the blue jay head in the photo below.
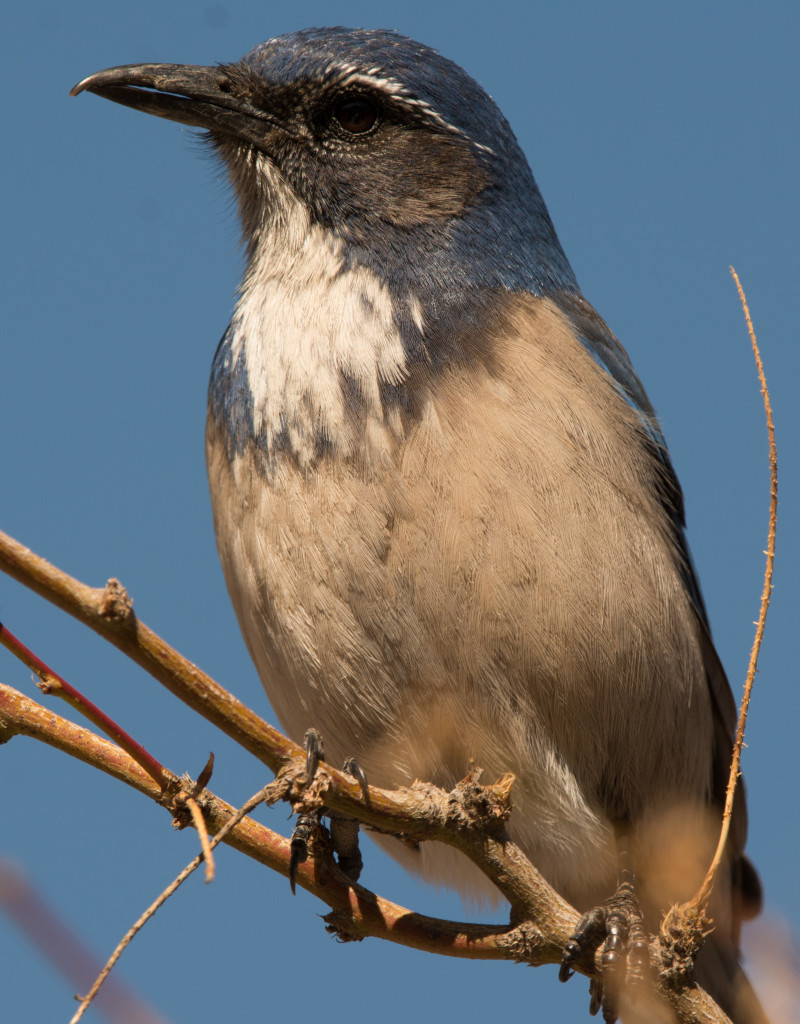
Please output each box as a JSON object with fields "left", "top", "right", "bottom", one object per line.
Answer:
{"left": 72, "top": 27, "right": 577, "bottom": 307}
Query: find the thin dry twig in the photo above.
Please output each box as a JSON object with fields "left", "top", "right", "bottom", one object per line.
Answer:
{"left": 69, "top": 786, "right": 271, "bottom": 1023}
{"left": 184, "top": 795, "right": 215, "bottom": 882}
{"left": 0, "top": 620, "right": 173, "bottom": 792}
{"left": 661, "top": 270, "right": 777, "bottom": 983}
{"left": 692, "top": 268, "right": 777, "bottom": 915}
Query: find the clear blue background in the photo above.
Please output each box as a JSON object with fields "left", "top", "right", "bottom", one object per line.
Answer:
{"left": 2, "top": 3, "right": 797, "bottom": 1022}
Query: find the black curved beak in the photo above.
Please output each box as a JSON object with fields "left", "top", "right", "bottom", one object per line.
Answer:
{"left": 70, "top": 62, "right": 275, "bottom": 146}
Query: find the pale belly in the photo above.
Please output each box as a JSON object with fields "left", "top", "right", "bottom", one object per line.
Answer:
{"left": 205, "top": 323, "right": 714, "bottom": 911}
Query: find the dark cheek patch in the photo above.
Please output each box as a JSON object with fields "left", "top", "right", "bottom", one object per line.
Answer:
{"left": 365, "top": 131, "right": 488, "bottom": 225}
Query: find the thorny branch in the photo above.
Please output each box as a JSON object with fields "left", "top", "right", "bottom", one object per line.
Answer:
{"left": 661, "top": 269, "right": 777, "bottom": 964}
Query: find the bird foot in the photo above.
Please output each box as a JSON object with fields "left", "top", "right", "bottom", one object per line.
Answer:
{"left": 288, "top": 728, "right": 325, "bottom": 892}
{"left": 329, "top": 755, "right": 369, "bottom": 882}
{"left": 289, "top": 729, "right": 367, "bottom": 892}
{"left": 559, "top": 877, "right": 650, "bottom": 1022}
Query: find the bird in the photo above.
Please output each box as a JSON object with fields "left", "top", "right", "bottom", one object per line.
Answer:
{"left": 72, "top": 27, "right": 765, "bottom": 1022}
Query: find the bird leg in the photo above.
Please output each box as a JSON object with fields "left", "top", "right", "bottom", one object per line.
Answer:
{"left": 559, "top": 834, "right": 650, "bottom": 1022}
{"left": 328, "top": 756, "right": 368, "bottom": 883}
{"left": 288, "top": 729, "right": 326, "bottom": 893}
{"left": 289, "top": 730, "right": 367, "bottom": 892}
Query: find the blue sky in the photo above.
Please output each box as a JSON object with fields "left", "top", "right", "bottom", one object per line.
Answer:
{"left": 2, "top": 3, "right": 798, "bottom": 1022}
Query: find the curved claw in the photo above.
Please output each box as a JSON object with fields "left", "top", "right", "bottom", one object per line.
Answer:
{"left": 559, "top": 948, "right": 577, "bottom": 982}
{"left": 304, "top": 728, "right": 325, "bottom": 781}
{"left": 342, "top": 755, "right": 370, "bottom": 804}
{"left": 559, "top": 906, "right": 606, "bottom": 982}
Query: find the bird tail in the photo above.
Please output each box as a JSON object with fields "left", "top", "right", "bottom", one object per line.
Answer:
{"left": 695, "top": 934, "right": 770, "bottom": 1024}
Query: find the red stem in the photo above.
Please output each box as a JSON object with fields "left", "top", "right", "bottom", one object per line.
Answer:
{"left": 0, "top": 621, "right": 170, "bottom": 790}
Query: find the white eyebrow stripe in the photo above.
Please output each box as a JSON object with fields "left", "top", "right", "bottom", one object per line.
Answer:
{"left": 323, "top": 66, "right": 496, "bottom": 155}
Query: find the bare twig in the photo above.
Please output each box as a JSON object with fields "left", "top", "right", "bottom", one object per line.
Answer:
{"left": 662, "top": 270, "right": 776, "bottom": 978}
{"left": 0, "top": 535, "right": 296, "bottom": 771}
{"left": 184, "top": 796, "right": 214, "bottom": 882}
{"left": 69, "top": 786, "right": 271, "bottom": 1023}
{"left": 0, "top": 620, "right": 172, "bottom": 791}
{"left": 694, "top": 269, "right": 776, "bottom": 914}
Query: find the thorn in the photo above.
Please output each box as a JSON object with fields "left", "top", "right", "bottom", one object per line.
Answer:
{"left": 192, "top": 752, "right": 214, "bottom": 797}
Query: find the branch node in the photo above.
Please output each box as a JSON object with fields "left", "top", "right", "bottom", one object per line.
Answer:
{"left": 503, "top": 921, "right": 548, "bottom": 965}
{"left": 323, "top": 908, "right": 366, "bottom": 943}
{"left": 0, "top": 717, "right": 17, "bottom": 744}
{"left": 170, "top": 773, "right": 211, "bottom": 828}
{"left": 284, "top": 756, "right": 327, "bottom": 814}
{"left": 658, "top": 903, "right": 713, "bottom": 990}
{"left": 98, "top": 578, "right": 134, "bottom": 623}
{"left": 262, "top": 772, "right": 293, "bottom": 806}
{"left": 35, "top": 673, "right": 62, "bottom": 696}
{"left": 444, "top": 767, "right": 514, "bottom": 834}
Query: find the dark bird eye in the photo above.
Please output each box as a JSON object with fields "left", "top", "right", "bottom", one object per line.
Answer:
{"left": 332, "top": 97, "right": 379, "bottom": 135}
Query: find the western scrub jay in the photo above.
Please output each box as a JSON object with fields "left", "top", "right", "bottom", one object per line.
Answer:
{"left": 72, "top": 28, "right": 765, "bottom": 1022}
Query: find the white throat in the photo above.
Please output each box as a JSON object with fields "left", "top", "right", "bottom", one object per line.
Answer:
{"left": 228, "top": 157, "right": 415, "bottom": 464}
